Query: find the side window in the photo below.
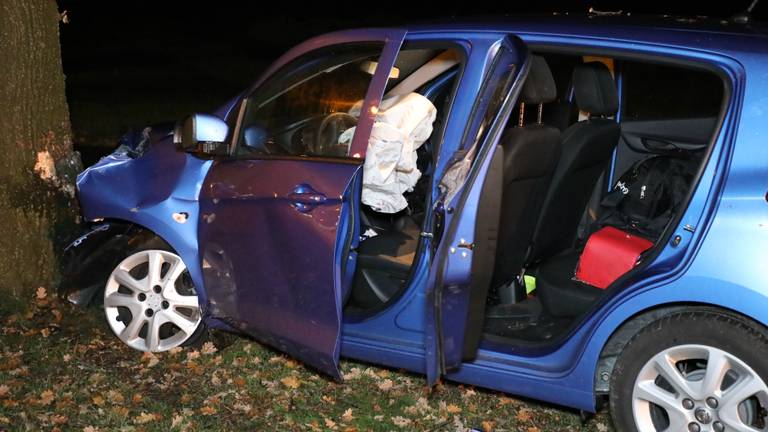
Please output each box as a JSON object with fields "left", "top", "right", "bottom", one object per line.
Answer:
{"left": 237, "top": 43, "right": 383, "bottom": 158}
{"left": 622, "top": 62, "right": 723, "bottom": 121}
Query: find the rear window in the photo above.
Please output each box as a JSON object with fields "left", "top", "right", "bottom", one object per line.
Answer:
{"left": 621, "top": 62, "right": 723, "bottom": 121}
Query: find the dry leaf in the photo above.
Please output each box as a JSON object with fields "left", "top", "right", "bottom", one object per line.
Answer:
{"left": 83, "top": 426, "right": 98, "bottom": 432}
{"left": 91, "top": 395, "right": 105, "bottom": 406}
{"left": 482, "top": 420, "right": 496, "bottom": 432}
{"left": 200, "top": 405, "right": 217, "bottom": 415}
{"left": 106, "top": 390, "right": 124, "bottom": 405}
{"left": 341, "top": 408, "right": 354, "bottom": 422}
{"left": 134, "top": 411, "right": 156, "bottom": 424}
{"left": 281, "top": 375, "right": 301, "bottom": 389}
{"left": 446, "top": 403, "right": 462, "bottom": 414}
{"left": 516, "top": 408, "right": 533, "bottom": 422}
{"left": 392, "top": 416, "right": 412, "bottom": 427}
{"left": 51, "top": 414, "right": 68, "bottom": 425}
{"left": 201, "top": 341, "right": 217, "bottom": 355}
{"left": 142, "top": 352, "right": 160, "bottom": 368}
{"left": 36, "top": 287, "right": 47, "bottom": 300}
{"left": 0, "top": 385, "right": 9, "bottom": 398}
{"left": 377, "top": 379, "right": 394, "bottom": 391}
{"left": 324, "top": 418, "right": 336, "bottom": 428}
{"left": 39, "top": 390, "right": 54, "bottom": 406}
{"left": 171, "top": 415, "right": 184, "bottom": 428}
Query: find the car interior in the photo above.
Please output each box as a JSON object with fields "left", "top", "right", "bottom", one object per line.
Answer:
{"left": 345, "top": 46, "right": 461, "bottom": 314}
{"left": 344, "top": 46, "right": 725, "bottom": 348}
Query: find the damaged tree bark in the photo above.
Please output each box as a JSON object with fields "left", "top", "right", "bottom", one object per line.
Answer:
{"left": 0, "top": 1, "right": 81, "bottom": 298}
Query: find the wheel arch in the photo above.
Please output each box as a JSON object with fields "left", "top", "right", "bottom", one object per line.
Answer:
{"left": 59, "top": 217, "right": 195, "bottom": 307}
{"left": 593, "top": 301, "right": 768, "bottom": 397}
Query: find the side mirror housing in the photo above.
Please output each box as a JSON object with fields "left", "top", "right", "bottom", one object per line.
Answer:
{"left": 173, "top": 114, "right": 229, "bottom": 154}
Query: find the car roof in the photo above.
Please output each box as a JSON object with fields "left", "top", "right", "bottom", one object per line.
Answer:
{"left": 401, "top": 14, "right": 768, "bottom": 56}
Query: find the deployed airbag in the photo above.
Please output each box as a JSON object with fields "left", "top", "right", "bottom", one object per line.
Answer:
{"left": 341, "top": 93, "right": 437, "bottom": 213}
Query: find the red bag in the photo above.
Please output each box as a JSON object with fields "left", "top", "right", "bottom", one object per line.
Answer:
{"left": 575, "top": 226, "right": 653, "bottom": 289}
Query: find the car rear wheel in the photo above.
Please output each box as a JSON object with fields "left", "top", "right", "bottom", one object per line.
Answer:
{"left": 610, "top": 310, "right": 768, "bottom": 432}
{"left": 103, "top": 246, "right": 205, "bottom": 352}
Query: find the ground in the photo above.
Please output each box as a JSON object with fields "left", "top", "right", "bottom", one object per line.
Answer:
{"left": 0, "top": 290, "right": 616, "bottom": 431}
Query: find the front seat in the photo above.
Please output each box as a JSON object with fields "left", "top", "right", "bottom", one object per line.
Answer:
{"left": 527, "top": 61, "right": 620, "bottom": 264}
{"left": 491, "top": 55, "right": 561, "bottom": 291}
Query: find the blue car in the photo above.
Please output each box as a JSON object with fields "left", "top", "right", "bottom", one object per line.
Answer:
{"left": 61, "top": 15, "right": 768, "bottom": 432}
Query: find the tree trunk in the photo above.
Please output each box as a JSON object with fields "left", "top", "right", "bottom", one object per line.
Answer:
{"left": 0, "top": 0, "right": 81, "bottom": 299}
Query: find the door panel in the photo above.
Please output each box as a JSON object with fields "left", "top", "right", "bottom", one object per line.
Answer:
{"left": 427, "top": 35, "right": 530, "bottom": 381}
{"left": 200, "top": 159, "right": 361, "bottom": 378}
{"left": 198, "top": 33, "right": 405, "bottom": 378}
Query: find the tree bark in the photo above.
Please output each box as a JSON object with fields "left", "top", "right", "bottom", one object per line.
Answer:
{"left": 0, "top": 0, "right": 81, "bottom": 298}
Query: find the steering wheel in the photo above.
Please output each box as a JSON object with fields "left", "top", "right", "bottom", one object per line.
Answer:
{"left": 315, "top": 112, "right": 358, "bottom": 155}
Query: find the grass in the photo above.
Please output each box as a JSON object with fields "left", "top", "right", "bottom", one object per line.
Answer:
{"left": 0, "top": 290, "right": 616, "bottom": 431}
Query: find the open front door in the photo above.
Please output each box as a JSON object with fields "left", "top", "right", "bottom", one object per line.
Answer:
{"left": 199, "top": 31, "right": 405, "bottom": 379}
{"left": 426, "top": 35, "right": 530, "bottom": 383}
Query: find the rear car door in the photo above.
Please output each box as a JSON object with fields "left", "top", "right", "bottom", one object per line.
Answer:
{"left": 199, "top": 32, "right": 405, "bottom": 379}
{"left": 426, "top": 35, "right": 530, "bottom": 383}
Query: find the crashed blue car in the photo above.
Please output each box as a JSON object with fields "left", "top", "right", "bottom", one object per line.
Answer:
{"left": 61, "top": 15, "right": 768, "bottom": 432}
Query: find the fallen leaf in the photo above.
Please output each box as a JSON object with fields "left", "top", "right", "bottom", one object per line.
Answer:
{"left": 36, "top": 287, "right": 47, "bottom": 300}
{"left": 211, "top": 373, "right": 221, "bottom": 386}
{"left": 281, "top": 375, "right": 301, "bottom": 389}
{"left": 106, "top": 390, "right": 124, "bottom": 405}
{"left": 516, "top": 408, "right": 533, "bottom": 422}
{"left": 377, "top": 379, "right": 394, "bottom": 391}
{"left": 341, "top": 408, "right": 354, "bottom": 422}
{"left": 142, "top": 352, "right": 159, "bottom": 368}
{"left": 131, "top": 394, "right": 142, "bottom": 404}
{"left": 482, "top": 420, "right": 496, "bottom": 432}
{"left": 134, "top": 411, "right": 156, "bottom": 424}
{"left": 446, "top": 403, "right": 462, "bottom": 414}
{"left": 527, "top": 427, "right": 540, "bottom": 432}
{"left": 83, "top": 426, "right": 98, "bottom": 432}
{"left": 199, "top": 405, "right": 217, "bottom": 415}
{"left": 91, "top": 395, "right": 105, "bottom": 406}
{"left": 51, "top": 414, "right": 68, "bottom": 425}
{"left": 201, "top": 341, "right": 217, "bottom": 355}
{"left": 392, "top": 416, "right": 412, "bottom": 427}
{"left": 39, "top": 390, "right": 54, "bottom": 406}
{"left": 0, "top": 385, "right": 9, "bottom": 398}
{"left": 171, "top": 415, "right": 184, "bottom": 428}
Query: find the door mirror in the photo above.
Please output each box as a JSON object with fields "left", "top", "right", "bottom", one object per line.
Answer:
{"left": 173, "top": 114, "right": 229, "bottom": 154}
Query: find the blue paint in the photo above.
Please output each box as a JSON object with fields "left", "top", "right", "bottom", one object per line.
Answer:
{"left": 72, "top": 16, "right": 768, "bottom": 414}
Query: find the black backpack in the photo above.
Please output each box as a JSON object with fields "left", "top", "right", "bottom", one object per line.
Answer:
{"left": 596, "top": 155, "right": 699, "bottom": 239}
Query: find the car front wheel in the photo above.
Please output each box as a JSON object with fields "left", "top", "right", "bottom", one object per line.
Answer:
{"left": 103, "top": 246, "right": 205, "bottom": 352}
{"left": 610, "top": 309, "right": 768, "bottom": 432}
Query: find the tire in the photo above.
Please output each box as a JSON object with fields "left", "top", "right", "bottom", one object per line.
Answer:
{"left": 102, "top": 231, "right": 207, "bottom": 352}
{"left": 610, "top": 308, "right": 768, "bottom": 432}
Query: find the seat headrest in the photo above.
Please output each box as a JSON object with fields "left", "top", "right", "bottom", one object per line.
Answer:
{"left": 520, "top": 56, "right": 557, "bottom": 105}
{"left": 572, "top": 62, "right": 618, "bottom": 116}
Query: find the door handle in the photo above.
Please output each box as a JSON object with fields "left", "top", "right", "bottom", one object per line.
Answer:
{"left": 287, "top": 183, "right": 326, "bottom": 212}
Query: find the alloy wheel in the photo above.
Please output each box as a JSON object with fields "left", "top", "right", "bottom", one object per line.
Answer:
{"left": 632, "top": 344, "right": 768, "bottom": 432}
{"left": 104, "top": 249, "right": 202, "bottom": 352}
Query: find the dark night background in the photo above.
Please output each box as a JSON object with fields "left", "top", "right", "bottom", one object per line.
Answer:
{"left": 56, "top": 1, "right": 765, "bottom": 164}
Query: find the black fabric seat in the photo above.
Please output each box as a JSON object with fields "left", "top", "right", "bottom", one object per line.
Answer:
{"left": 350, "top": 217, "right": 419, "bottom": 309}
{"left": 535, "top": 250, "right": 602, "bottom": 318}
{"left": 491, "top": 56, "right": 562, "bottom": 290}
{"left": 528, "top": 62, "right": 621, "bottom": 263}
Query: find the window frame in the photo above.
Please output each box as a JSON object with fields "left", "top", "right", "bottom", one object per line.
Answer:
{"left": 226, "top": 30, "right": 406, "bottom": 163}
{"left": 233, "top": 43, "right": 385, "bottom": 160}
